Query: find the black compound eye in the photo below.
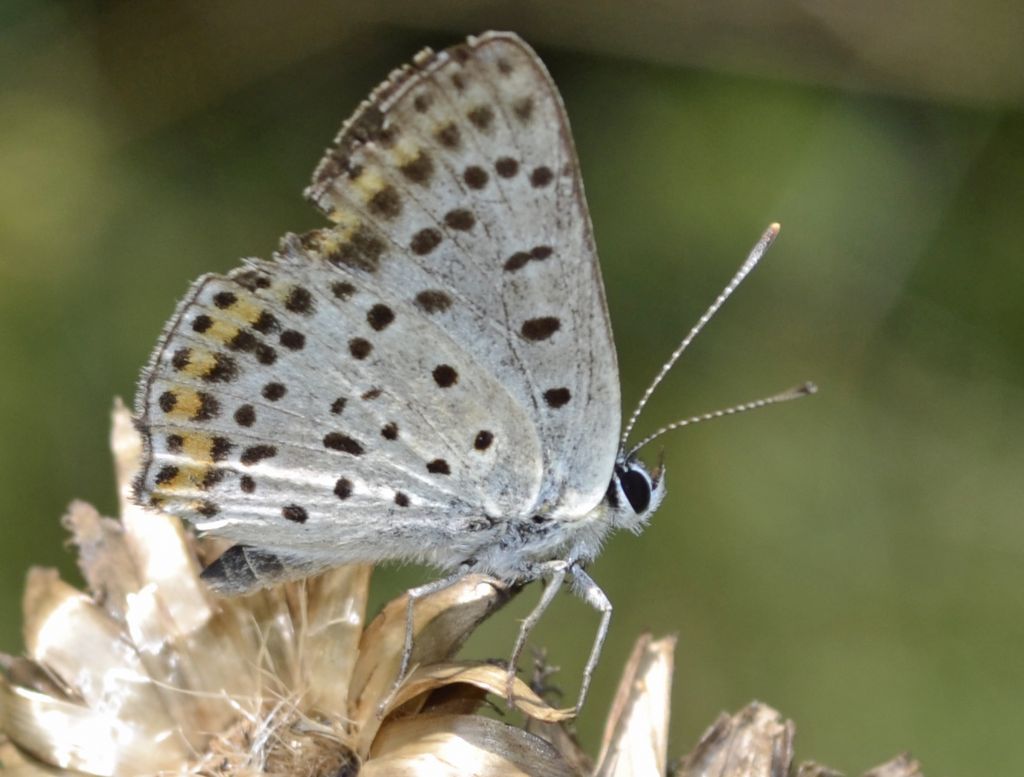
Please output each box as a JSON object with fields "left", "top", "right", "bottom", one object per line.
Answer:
{"left": 619, "top": 468, "right": 652, "bottom": 514}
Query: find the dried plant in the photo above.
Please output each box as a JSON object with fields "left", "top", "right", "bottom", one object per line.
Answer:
{"left": 0, "top": 402, "right": 923, "bottom": 777}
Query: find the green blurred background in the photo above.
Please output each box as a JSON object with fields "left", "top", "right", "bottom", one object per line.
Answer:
{"left": 2, "top": 2, "right": 1022, "bottom": 773}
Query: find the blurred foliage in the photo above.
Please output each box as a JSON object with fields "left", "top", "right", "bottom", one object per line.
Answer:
{"left": 1, "top": 3, "right": 1022, "bottom": 775}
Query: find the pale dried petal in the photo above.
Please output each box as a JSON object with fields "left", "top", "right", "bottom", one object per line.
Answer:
{"left": 279, "top": 565, "right": 372, "bottom": 713}
{"left": 381, "top": 663, "right": 573, "bottom": 725}
{"left": 20, "top": 570, "right": 184, "bottom": 753}
{"left": 62, "top": 500, "right": 140, "bottom": 616}
{"left": 363, "top": 713, "right": 575, "bottom": 777}
{"left": 414, "top": 678, "right": 491, "bottom": 718}
{"left": 109, "top": 405, "right": 258, "bottom": 740}
{"left": 863, "top": 753, "right": 923, "bottom": 777}
{"left": 113, "top": 406, "right": 242, "bottom": 702}
{"left": 119, "top": 510, "right": 211, "bottom": 631}
{"left": 523, "top": 720, "right": 590, "bottom": 777}
{"left": 594, "top": 633, "right": 676, "bottom": 777}
{"left": 350, "top": 575, "right": 515, "bottom": 748}
{"left": 672, "top": 702, "right": 795, "bottom": 777}
{"left": 0, "top": 682, "right": 184, "bottom": 775}
{"left": 111, "top": 403, "right": 233, "bottom": 661}
{"left": 0, "top": 737, "right": 73, "bottom": 775}
{"left": 119, "top": 565, "right": 369, "bottom": 754}
{"left": 0, "top": 657, "right": 68, "bottom": 703}
{"left": 122, "top": 582, "right": 248, "bottom": 745}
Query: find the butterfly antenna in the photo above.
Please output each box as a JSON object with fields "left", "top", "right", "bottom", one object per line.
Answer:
{"left": 621, "top": 223, "right": 781, "bottom": 448}
{"left": 628, "top": 382, "right": 817, "bottom": 457}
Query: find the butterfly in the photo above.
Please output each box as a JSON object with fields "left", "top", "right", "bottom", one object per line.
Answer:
{"left": 134, "top": 31, "right": 811, "bottom": 715}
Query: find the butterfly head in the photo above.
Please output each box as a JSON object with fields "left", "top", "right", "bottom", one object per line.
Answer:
{"left": 606, "top": 455, "right": 666, "bottom": 534}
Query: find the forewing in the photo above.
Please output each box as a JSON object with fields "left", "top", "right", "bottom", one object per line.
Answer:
{"left": 307, "top": 31, "right": 620, "bottom": 515}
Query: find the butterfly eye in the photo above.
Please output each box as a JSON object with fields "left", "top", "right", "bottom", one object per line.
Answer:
{"left": 618, "top": 467, "right": 652, "bottom": 514}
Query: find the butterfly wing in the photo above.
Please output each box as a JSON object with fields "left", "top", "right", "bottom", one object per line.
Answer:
{"left": 306, "top": 32, "right": 621, "bottom": 516}
{"left": 134, "top": 32, "right": 620, "bottom": 576}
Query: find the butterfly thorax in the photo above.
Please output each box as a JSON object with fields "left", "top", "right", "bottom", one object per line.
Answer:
{"left": 464, "top": 457, "right": 665, "bottom": 582}
{"left": 465, "top": 504, "right": 613, "bottom": 582}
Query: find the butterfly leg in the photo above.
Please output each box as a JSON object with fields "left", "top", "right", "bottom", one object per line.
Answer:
{"left": 377, "top": 564, "right": 472, "bottom": 717}
{"left": 505, "top": 560, "right": 568, "bottom": 707}
{"left": 567, "top": 564, "right": 612, "bottom": 715}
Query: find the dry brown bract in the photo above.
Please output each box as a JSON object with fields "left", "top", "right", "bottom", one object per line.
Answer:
{"left": 0, "top": 402, "right": 923, "bottom": 777}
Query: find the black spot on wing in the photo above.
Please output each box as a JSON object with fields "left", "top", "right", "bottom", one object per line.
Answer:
{"left": 285, "top": 286, "right": 314, "bottom": 315}
{"left": 213, "top": 291, "right": 237, "bottom": 309}
{"left": 155, "top": 465, "right": 178, "bottom": 485}
{"left": 253, "top": 312, "right": 280, "bottom": 334}
{"left": 467, "top": 105, "right": 494, "bottom": 130}
{"left": 332, "top": 281, "right": 357, "bottom": 300}
{"left": 433, "top": 364, "right": 458, "bottom": 388}
{"left": 255, "top": 344, "right": 277, "bottom": 365}
{"left": 234, "top": 271, "right": 272, "bottom": 290}
{"left": 204, "top": 353, "right": 239, "bottom": 383}
{"left": 227, "top": 330, "right": 257, "bottom": 352}
{"left": 415, "top": 290, "right": 452, "bottom": 313}
{"left": 400, "top": 150, "right": 434, "bottom": 183}
{"left": 367, "top": 304, "right": 395, "bottom": 331}
{"left": 211, "top": 437, "right": 233, "bottom": 461}
{"left": 513, "top": 96, "right": 534, "bottom": 122}
{"left": 194, "top": 393, "right": 220, "bottom": 421}
{"left": 444, "top": 209, "right": 475, "bottom": 231}
{"left": 495, "top": 157, "right": 518, "bottom": 178}
{"left": 241, "top": 445, "right": 277, "bottom": 465}
{"left": 521, "top": 317, "right": 561, "bottom": 342}
{"left": 323, "top": 225, "right": 386, "bottom": 273}
{"left": 261, "top": 382, "right": 286, "bottom": 401}
{"left": 234, "top": 404, "right": 255, "bottom": 427}
{"left": 368, "top": 185, "right": 402, "bottom": 218}
{"left": 426, "top": 458, "right": 451, "bottom": 475}
{"left": 530, "top": 166, "right": 554, "bottom": 188}
{"left": 323, "top": 433, "right": 365, "bottom": 456}
{"left": 282, "top": 505, "right": 308, "bottom": 523}
{"left": 463, "top": 166, "right": 488, "bottom": 189}
{"left": 334, "top": 477, "right": 353, "bottom": 499}
{"left": 410, "top": 228, "right": 442, "bottom": 255}
{"left": 280, "top": 330, "right": 305, "bottom": 350}
{"left": 197, "top": 500, "right": 219, "bottom": 517}
{"left": 349, "top": 338, "right": 372, "bottom": 360}
{"left": 201, "top": 468, "right": 224, "bottom": 490}
{"left": 543, "top": 388, "right": 572, "bottom": 408}
{"left": 436, "top": 122, "right": 461, "bottom": 149}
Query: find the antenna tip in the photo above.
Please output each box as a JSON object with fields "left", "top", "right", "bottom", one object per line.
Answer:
{"left": 772, "top": 382, "right": 818, "bottom": 402}
{"left": 768, "top": 222, "right": 781, "bottom": 234}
